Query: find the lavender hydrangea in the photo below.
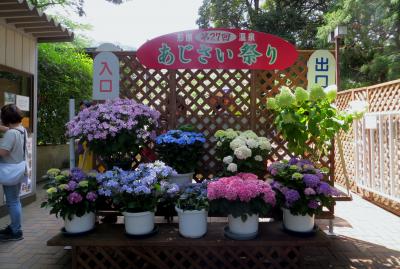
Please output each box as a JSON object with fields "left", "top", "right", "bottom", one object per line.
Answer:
{"left": 66, "top": 99, "right": 160, "bottom": 142}
{"left": 283, "top": 189, "right": 300, "bottom": 207}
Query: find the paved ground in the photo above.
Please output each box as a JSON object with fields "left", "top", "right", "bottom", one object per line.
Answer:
{"left": 0, "top": 186, "right": 399, "bottom": 269}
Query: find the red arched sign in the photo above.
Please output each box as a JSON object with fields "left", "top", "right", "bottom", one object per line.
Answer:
{"left": 136, "top": 29, "right": 298, "bottom": 70}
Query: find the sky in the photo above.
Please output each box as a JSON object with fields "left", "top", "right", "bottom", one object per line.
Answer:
{"left": 49, "top": 0, "right": 204, "bottom": 50}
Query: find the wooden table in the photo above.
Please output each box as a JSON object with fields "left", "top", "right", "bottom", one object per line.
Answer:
{"left": 47, "top": 222, "right": 329, "bottom": 269}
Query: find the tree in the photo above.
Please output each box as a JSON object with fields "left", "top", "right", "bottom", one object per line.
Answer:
{"left": 197, "top": 0, "right": 334, "bottom": 48}
{"left": 29, "top": 0, "right": 126, "bottom": 16}
{"left": 317, "top": 0, "right": 400, "bottom": 88}
{"left": 37, "top": 43, "right": 93, "bottom": 144}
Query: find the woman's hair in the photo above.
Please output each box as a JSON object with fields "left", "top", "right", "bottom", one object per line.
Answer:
{"left": 1, "top": 104, "right": 23, "bottom": 125}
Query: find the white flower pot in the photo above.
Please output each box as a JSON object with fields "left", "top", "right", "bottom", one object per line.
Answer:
{"left": 228, "top": 214, "right": 259, "bottom": 235}
{"left": 282, "top": 208, "right": 315, "bottom": 232}
{"left": 123, "top": 211, "right": 154, "bottom": 235}
{"left": 64, "top": 212, "right": 95, "bottom": 234}
{"left": 175, "top": 207, "right": 207, "bottom": 238}
{"left": 168, "top": 172, "right": 194, "bottom": 186}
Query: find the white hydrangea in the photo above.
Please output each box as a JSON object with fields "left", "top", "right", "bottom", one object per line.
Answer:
{"left": 216, "top": 141, "right": 222, "bottom": 147}
{"left": 254, "top": 155, "right": 263, "bottom": 161}
{"left": 241, "top": 130, "right": 258, "bottom": 139}
{"left": 234, "top": 146, "right": 252, "bottom": 160}
{"left": 258, "top": 137, "right": 271, "bottom": 150}
{"left": 230, "top": 138, "right": 246, "bottom": 150}
{"left": 246, "top": 138, "right": 259, "bottom": 149}
{"left": 225, "top": 129, "right": 239, "bottom": 139}
{"left": 223, "top": 156, "right": 233, "bottom": 164}
{"left": 227, "top": 163, "right": 238, "bottom": 173}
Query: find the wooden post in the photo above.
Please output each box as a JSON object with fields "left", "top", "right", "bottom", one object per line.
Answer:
{"left": 168, "top": 70, "right": 177, "bottom": 129}
{"left": 250, "top": 70, "right": 257, "bottom": 131}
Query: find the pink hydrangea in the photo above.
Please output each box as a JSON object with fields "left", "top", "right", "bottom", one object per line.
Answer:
{"left": 207, "top": 173, "right": 275, "bottom": 206}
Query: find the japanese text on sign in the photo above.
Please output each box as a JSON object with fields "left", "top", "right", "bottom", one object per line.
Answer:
{"left": 307, "top": 50, "right": 336, "bottom": 90}
{"left": 137, "top": 29, "right": 298, "bottom": 70}
{"left": 93, "top": 52, "right": 120, "bottom": 100}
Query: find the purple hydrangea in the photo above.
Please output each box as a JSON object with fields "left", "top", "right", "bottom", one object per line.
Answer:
{"left": 70, "top": 168, "right": 86, "bottom": 182}
{"left": 308, "top": 200, "right": 319, "bottom": 209}
{"left": 303, "top": 174, "right": 320, "bottom": 188}
{"left": 304, "top": 187, "right": 316, "bottom": 196}
{"left": 67, "top": 180, "right": 78, "bottom": 191}
{"left": 67, "top": 192, "right": 83, "bottom": 204}
{"left": 317, "top": 182, "right": 335, "bottom": 196}
{"left": 288, "top": 158, "right": 298, "bottom": 165}
{"left": 284, "top": 189, "right": 300, "bottom": 207}
{"left": 85, "top": 192, "right": 97, "bottom": 202}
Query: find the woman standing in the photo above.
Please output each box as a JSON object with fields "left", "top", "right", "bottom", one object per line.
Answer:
{"left": 0, "top": 104, "right": 26, "bottom": 241}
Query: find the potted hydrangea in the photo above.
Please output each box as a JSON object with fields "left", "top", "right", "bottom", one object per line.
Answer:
{"left": 214, "top": 129, "right": 271, "bottom": 176}
{"left": 175, "top": 182, "right": 208, "bottom": 238}
{"left": 96, "top": 161, "right": 177, "bottom": 236}
{"left": 207, "top": 173, "right": 275, "bottom": 238}
{"left": 268, "top": 158, "right": 338, "bottom": 233}
{"left": 67, "top": 99, "right": 160, "bottom": 169}
{"left": 155, "top": 129, "right": 206, "bottom": 185}
{"left": 41, "top": 168, "right": 98, "bottom": 234}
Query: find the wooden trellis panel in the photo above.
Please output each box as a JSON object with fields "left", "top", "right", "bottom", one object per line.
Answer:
{"left": 117, "top": 51, "right": 332, "bottom": 180}
{"left": 336, "top": 79, "right": 400, "bottom": 216}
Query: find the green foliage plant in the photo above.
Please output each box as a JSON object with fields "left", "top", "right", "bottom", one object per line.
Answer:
{"left": 267, "top": 85, "right": 367, "bottom": 162}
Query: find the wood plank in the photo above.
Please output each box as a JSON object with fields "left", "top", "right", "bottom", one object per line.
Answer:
{"left": 0, "top": 24, "right": 5, "bottom": 65}
{"left": 14, "top": 30, "right": 22, "bottom": 70}
{"left": 22, "top": 36, "right": 30, "bottom": 73}
{"left": 5, "top": 28, "right": 14, "bottom": 68}
{"left": 28, "top": 37, "right": 35, "bottom": 74}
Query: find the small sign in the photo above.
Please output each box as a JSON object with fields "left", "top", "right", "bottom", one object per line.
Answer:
{"left": 4, "top": 92, "right": 16, "bottom": 105}
{"left": 307, "top": 50, "right": 336, "bottom": 89}
{"left": 136, "top": 29, "right": 298, "bottom": 70}
{"left": 93, "top": 52, "right": 120, "bottom": 100}
{"left": 16, "top": 95, "right": 29, "bottom": 111}
{"left": 365, "top": 115, "right": 377, "bottom": 129}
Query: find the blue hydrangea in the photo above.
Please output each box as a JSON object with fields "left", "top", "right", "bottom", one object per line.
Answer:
{"left": 156, "top": 130, "right": 206, "bottom": 146}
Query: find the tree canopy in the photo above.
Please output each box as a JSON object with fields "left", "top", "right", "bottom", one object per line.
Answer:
{"left": 197, "top": 0, "right": 400, "bottom": 89}
{"left": 29, "top": 0, "right": 126, "bottom": 16}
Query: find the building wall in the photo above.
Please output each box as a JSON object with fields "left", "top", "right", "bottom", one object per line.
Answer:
{"left": 0, "top": 23, "right": 36, "bottom": 75}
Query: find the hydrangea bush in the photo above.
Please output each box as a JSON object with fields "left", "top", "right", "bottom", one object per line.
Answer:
{"left": 268, "top": 158, "right": 338, "bottom": 216}
{"left": 66, "top": 99, "right": 160, "bottom": 169}
{"left": 41, "top": 168, "right": 98, "bottom": 220}
{"left": 155, "top": 130, "right": 206, "bottom": 173}
{"left": 267, "top": 85, "right": 368, "bottom": 162}
{"left": 207, "top": 173, "right": 275, "bottom": 221}
{"left": 214, "top": 129, "right": 271, "bottom": 176}
{"left": 176, "top": 182, "right": 208, "bottom": 211}
{"left": 96, "top": 161, "right": 177, "bottom": 213}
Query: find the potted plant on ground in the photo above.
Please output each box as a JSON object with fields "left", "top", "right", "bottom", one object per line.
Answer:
{"left": 207, "top": 173, "right": 275, "bottom": 239}
{"left": 96, "top": 161, "right": 178, "bottom": 236}
{"left": 41, "top": 168, "right": 98, "bottom": 234}
{"left": 155, "top": 129, "right": 206, "bottom": 185}
{"left": 175, "top": 182, "right": 208, "bottom": 238}
{"left": 268, "top": 158, "right": 338, "bottom": 233}
{"left": 214, "top": 129, "right": 271, "bottom": 176}
{"left": 67, "top": 99, "right": 160, "bottom": 170}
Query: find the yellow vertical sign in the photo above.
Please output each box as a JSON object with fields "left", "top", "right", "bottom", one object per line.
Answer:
{"left": 307, "top": 50, "right": 336, "bottom": 90}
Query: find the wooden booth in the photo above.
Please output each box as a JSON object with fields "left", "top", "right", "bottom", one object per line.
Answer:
{"left": 0, "top": 0, "right": 73, "bottom": 216}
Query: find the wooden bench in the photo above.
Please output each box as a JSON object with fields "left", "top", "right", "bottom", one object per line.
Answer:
{"left": 47, "top": 221, "right": 329, "bottom": 269}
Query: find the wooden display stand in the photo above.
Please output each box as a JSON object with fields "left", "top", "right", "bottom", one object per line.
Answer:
{"left": 47, "top": 221, "right": 329, "bottom": 269}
